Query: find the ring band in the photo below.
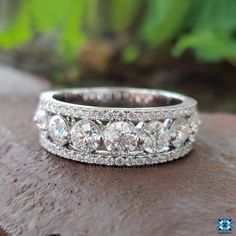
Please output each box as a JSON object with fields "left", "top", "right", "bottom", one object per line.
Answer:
{"left": 34, "top": 87, "right": 200, "bottom": 166}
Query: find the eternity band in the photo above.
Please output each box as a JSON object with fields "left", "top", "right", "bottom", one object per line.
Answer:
{"left": 34, "top": 87, "right": 200, "bottom": 166}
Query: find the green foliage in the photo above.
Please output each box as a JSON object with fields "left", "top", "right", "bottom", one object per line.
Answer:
{"left": 173, "top": 0, "right": 236, "bottom": 62}
{"left": 0, "top": 0, "right": 236, "bottom": 64}
{"left": 58, "top": 0, "right": 86, "bottom": 60}
{"left": 29, "top": 0, "right": 71, "bottom": 32}
{"left": 173, "top": 31, "right": 236, "bottom": 61}
{"left": 122, "top": 45, "right": 140, "bottom": 62}
{"left": 109, "top": 0, "right": 142, "bottom": 32}
{"left": 140, "top": 0, "right": 190, "bottom": 46}
{"left": 0, "top": 0, "right": 87, "bottom": 60}
{"left": 0, "top": 2, "right": 32, "bottom": 48}
{"left": 83, "top": 0, "right": 103, "bottom": 35}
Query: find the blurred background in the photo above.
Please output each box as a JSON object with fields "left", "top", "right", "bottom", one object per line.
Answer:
{"left": 0, "top": 0, "right": 236, "bottom": 112}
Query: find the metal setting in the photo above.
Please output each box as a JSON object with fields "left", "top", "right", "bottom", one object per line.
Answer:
{"left": 34, "top": 87, "right": 200, "bottom": 166}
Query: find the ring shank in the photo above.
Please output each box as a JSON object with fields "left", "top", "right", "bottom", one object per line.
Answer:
{"left": 40, "top": 88, "right": 197, "bottom": 122}
{"left": 36, "top": 87, "right": 199, "bottom": 166}
{"left": 53, "top": 88, "right": 183, "bottom": 108}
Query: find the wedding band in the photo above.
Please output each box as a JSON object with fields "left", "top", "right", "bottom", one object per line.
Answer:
{"left": 34, "top": 87, "right": 200, "bottom": 166}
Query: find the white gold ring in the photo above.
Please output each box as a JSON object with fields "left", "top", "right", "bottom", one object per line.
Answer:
{"left": 34, "top": 87, "right": 200, "bottom": 166}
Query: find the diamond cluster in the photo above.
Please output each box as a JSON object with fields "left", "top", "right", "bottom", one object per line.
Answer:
{"left": 34, "top": 105, "right": 200, "bottom": 165}
{"left": 34, "top": 88, "right": 199, "bottom": 166}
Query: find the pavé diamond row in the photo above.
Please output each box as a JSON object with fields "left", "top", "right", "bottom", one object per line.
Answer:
{"left": 34, "top": 87, "right": 200, "bottom": 166}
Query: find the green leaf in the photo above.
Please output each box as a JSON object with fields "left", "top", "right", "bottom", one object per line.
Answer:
{"left": 109, "top": 0, "right": 142, "bottom": 32}
{"left": 191, "top": 0, "right": 236, "bottom": 32}
{"left": 172, "top": 0, "right": 236, "bottom": 62}
{"left": 58, "top": 0, "right": 86, "bottom": 61}
{"left": 122, "top": 45, "right": 140, "bottom": 62}
{"left": 0, "top": 1, "right": 32, "bottom": 48}
{"left": 172, "top": 31, "right": 236, "bottom": 61}
{"left": 83, "top": 0, "right": 102, "bottom": 36}
{"left": 139, "top": 0, "right": 190, "bottom": 46}
{"left": 29, "top": 0, "right": 71, "bottom": 32}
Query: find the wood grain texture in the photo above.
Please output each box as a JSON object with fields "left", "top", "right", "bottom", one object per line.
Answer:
{"left": 0, "top": 64, "right": 235, "bottom": 236}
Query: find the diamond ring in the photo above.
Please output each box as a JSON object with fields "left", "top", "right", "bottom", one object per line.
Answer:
{"left": 34, "top": 87, "right": 200, "bottom": 166}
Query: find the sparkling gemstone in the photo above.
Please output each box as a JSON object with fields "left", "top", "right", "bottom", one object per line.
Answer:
{"left": 103, "top": 121, "right": 138, "bottom": 155}
{"left": 70, "top": 120, "right": 101, "bottom": 154}
{"left": 170, "top": 117, "right": 189, "bottom": 148}
{"left": 189, "top": 113, "right": 200, "bottom": 129}
{"left": 34, "top": 107, "right": 48, "bottom": 130}
{"left": 140, "top": 132, "right": 156, "bottom": 154}
{"left": 48, "top": 115, "right": 69, "bottom": 146}
{"left": 188, "top": 113, "right": 200, "bottom": 142}
{"left": 136, "top": 121, "right": 145, "bottom": 130}
{"left": 140, "top": 120, "right": 171, "bottom": 154}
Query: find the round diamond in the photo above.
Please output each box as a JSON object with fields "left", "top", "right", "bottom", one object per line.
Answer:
{"left": 34, "top": 107, "right": 48, "bottom": 130}
{"left": 103, "top": 121, "right": 138, "bottom": 155}
{"left": 48, "top": 115, "right": 69, "bottom": 146}
{"left": 140, "top": 132, "right": 156, "bottom": 154}
{"left": 170, "top": 117, "right": 189, "bottom": 148}
{"left": 70, "top": 120, "right": 101, "bottom": 154}
{"left": 140, "top": 120, "right": 171, "bottom": 154}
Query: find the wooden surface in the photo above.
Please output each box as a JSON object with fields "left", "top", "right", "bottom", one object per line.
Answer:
{"left": 0, "top": 64, "right": 236, "bottom": 236}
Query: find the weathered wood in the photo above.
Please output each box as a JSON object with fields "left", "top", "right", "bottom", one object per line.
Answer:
{"left": 0, "top": 64, "right": 235, "bottom": 236}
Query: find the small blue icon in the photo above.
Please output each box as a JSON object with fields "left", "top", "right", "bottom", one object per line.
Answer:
{"left": 217, "top": 218, "right": 234, "bottom": 233}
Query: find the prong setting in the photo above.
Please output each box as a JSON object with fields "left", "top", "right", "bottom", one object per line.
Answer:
{"left": 35, "top": 88, "right": 200, "bottom": 166}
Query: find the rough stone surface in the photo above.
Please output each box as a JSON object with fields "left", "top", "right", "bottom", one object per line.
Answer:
{"left": 0, "top": 64, "right": 236, "bottom": 236}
